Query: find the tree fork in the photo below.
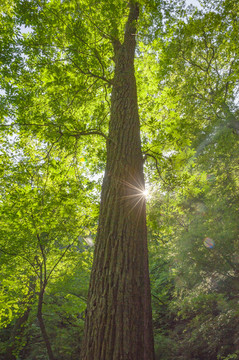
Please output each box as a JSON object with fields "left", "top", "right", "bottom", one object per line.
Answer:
{"left": 81, "top": 2, "right": 155, "bottom": 359}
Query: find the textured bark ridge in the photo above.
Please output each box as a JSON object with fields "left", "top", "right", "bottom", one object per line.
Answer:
{"left": 81, "top": 2, "right": 155, "bottom": 359}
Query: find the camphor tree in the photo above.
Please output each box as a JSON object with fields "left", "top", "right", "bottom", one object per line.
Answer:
{"left": 0, "top": 0, "right": 180, "bottom": 359}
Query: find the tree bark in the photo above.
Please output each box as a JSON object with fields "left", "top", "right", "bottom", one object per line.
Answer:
{"left": 81, "top": 2, "right": 155, "bottom": 359}
{"left": 5, "top": 277, "right": 36, "bottom": 360}
{"left": 37, "top": 286, "right": 55, "bottom": 360}
{"left": 5, "top": 308, "right": 32, "bottom": 360}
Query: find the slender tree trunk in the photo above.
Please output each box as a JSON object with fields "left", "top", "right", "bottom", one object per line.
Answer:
{"left": 37, "top": 286, "right": 55, "bottom": 360}
{"left": 5, "top": 277, "right": 36, "bottom": 360}
{"left": 5, "top": 308, "right": 32, "bottom": 360}
{"left": 81, "top": 2, "right": 155, "bottom": 359}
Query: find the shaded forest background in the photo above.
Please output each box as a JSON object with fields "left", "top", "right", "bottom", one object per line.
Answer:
{"left": 0, "top": 0, "right": 238, "bottom": 359}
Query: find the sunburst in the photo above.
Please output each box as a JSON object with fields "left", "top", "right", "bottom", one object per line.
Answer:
{"left": 113, "top": 173, "right": 149, "bottom": 224}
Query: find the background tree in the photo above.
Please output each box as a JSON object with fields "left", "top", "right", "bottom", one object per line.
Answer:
{"left": 142, "top": 1, "right": 239, "bottom": 358}
{"left": 0, "top": 137, "right": 95, "bottom": 359}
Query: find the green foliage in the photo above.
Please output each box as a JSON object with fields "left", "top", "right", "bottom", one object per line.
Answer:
{"left": 143, "top": 1, "right": 239, "bottom": 359}
{"left": 0, "top": 130, "right": 95, "bottom": 357}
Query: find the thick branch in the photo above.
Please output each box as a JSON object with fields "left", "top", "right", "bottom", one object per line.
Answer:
{"left": 124, "top": 1, "right": 140, "bottom": 45}
{"left": 66, "top": 129, "right": 108, "bottom": 141}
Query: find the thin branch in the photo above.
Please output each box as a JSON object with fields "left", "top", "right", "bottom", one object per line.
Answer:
{"left": 67, "top": 292, "right": 87, "bottom": 303}
{"left": 80, "top": 6, "right": 113, "bottom": 41}
{"left": 44, "top": 133, "right": 63, "bottom": 160}
{"left": 0, "top": 247, "right": 40, "bottom": 278}
{"left": 0, "top": 123, "right": 54, "bottom": 127}
{"left": 67, "top": 56, "right": 112, "bottom": 84}
{"left": 144, "top": 152, "right": 174, "bottom": 191}
{"left": 46, "top": 242, "right": 72, "bottom": 282}
{"left": 181, "top": 53, "right": 207, "bottom": 73}
{"left": 37, "top": 234, "right": 47, "bottom": 283}
{"left": 151, "top": 293, "right": 167, "bottom": 306}
{"left": 0, "top": 122, "right": 108, "bottom": 140}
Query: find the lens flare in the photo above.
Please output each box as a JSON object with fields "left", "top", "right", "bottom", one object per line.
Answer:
{"left": 204, "top": 237, "right": 215, "bottom": 249}
{"left": 142, "top": 189, "right": 149, "bottom": 197}
{"left": 85, "top": 237, "right": 94, "bottom": 247}
{"left": 114, "top": 172, "right": 150, "bottom": 226}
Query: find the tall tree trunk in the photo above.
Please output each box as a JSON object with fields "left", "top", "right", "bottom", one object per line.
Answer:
{"left": 81, "top": 2, "right": 155, "bottom": 360}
